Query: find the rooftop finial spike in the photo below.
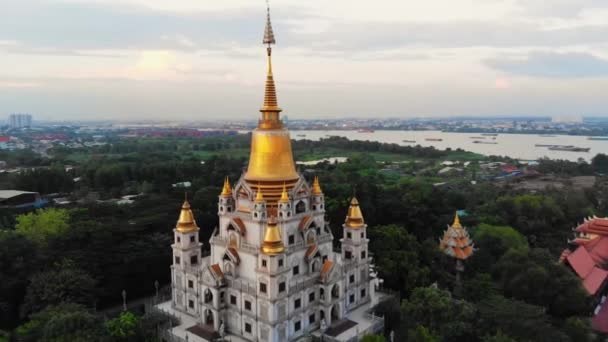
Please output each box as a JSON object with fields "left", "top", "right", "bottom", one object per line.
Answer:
{"left": 263, "top": 0, "right": 276, "bottom": 47}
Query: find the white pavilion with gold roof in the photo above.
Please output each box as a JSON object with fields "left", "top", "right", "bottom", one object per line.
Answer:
{"left": 159, "top": 5, "right": 383, "bottom": 342}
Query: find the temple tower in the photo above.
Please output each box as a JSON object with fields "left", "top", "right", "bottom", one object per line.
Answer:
{"left": 341, "top": 197, "right": 372, "bottom": 309}
{"left": 164, "top": 3, "right": 381, "bottom": 341}
{"left": 439, "top": 213, "right": 474, "bottom": 296}
{"left": 171, "top": 199, "right": 202, "bottom": 316}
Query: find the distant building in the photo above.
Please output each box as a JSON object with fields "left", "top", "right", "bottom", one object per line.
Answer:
{"left": 0, "top": 190, "right": 45, "bottom": 208}
{"left": 8, "top": 114, "right": 32, "bottom": 129}
{"left": 560, "top": 217, "right": 608, "bottom": 334}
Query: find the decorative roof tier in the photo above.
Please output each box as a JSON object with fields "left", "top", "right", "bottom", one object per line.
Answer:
{"left": 261, "top": 217, "right": 285, "bottom": 255}
{"left": 244, "top": 3, "right": 299, "bottom": 192}
{"left": 221, "top": 177, "right": 232, "bottom": 197}
{"left": 574, "top": 217, "right": 608, "bottom": 236}
{"left": 312, "top": 176, "right": 323, "bottom": 195}
{"left": 344, "top": 197, "right": 365, "bottom": 229}
{"left": 439, "top": 213, "right": 474, "bottom": 260}
{"left": 176, "top": 199, "right": 199, "bottom": 233}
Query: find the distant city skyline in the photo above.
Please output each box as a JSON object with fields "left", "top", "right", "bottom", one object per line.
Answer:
{"left": 2, "top": 0, "right": 608, "bottom": 120}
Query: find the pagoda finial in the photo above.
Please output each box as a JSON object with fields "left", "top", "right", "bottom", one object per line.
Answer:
{"left": 221, "top": 177, "right": 232, "bottom": 196}
{"left": 452, "top": 212, "right": 462, "bottom": 228}
{"left": 312, "top": 176, "right": 323, "bottom": 195}
{"left": 263, "top": 0, "right": 276, "bottom": 47}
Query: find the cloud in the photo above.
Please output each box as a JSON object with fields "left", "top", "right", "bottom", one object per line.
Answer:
{"left": 0, "top": 80, "right": 42, "bottom": 88}
{"left": 485, "top": 52, "right": 608, "bottom": 78}
{"left": 3, "top": 0, "right": 608, "bottom": 58}
{"left": 515, "top": 0, "right": 608, "bottom": 18}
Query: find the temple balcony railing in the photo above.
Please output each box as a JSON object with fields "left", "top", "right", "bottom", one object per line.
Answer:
{"left": 342, "top": 259, "right": 358, "bottom": 272}
{"left": 210, "top": 235, "right": 227, "bottom": 247}
{"left": 210, "top": 235, "right": 258, "bottom": 255}
{"left": 286, "top": 233, "right": 333, "bottom": 254}
{"left": 289, "top": 277, "right": 318, "bottom": 294}
{"left": 240, "top": 241, "right": 259, "bottom": 255}
{"left": 225, "top": 277, "right": 257, "bottom": 296}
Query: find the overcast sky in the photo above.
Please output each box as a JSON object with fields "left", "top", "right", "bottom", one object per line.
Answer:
{"left": 2, "top": 0, "right": 608, "bottom": 121}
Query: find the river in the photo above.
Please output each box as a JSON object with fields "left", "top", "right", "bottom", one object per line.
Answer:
{"left": 289, "top": 130, "right": 607, "bottom": 162}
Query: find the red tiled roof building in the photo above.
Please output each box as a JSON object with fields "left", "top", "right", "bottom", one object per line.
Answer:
{"left": 561, "top": 217, "right": 608, "bottom": 333}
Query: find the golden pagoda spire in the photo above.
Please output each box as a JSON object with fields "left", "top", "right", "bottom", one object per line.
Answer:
{"left": 261, "top": 217, "right": 285, "bottom": 254}
{"left": 255, "top": 188, "right": 265, "bottom": 202}
{"left": 243, "top": 1, "right": 298, "bottom": 189}
{"left": 312, "top": 176, "right": 323, "bottom": 195}
{"left": 259, "top": 1, "right": 282, "bottom": 129}
{"left": 221, "top": 177, "right": 232, "bottom": 197}
{"left": 279, "top": 183, "right": 289, "bottom": 203}
{"left": 176, "top": 197, "right": 199, "bottom": 233}
{"left": 345, "top": 197, "right": 365, "bottom": 229}
{"left": 452, "top": 212, "right": 462, "bottom": 228}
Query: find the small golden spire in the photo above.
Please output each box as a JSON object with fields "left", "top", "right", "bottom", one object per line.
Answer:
{"left": 176, "top": 199, "right": 199, "bottom": 233}
{"left": 221, "top": 177, "right": 232, "bottom": 197}
{"left": 345, "top": 197, "right": 365, "bottom": 229}
{"left": 279, "top": 183, "right": 289, "bottom": 203}
{"left": 452, "top": 212, "right": 462, "bottom": 228}
{"left": 312, "top": 176, "right": 323, "bottom": 195}
{"left": 255, "top": 189, "right": 265, "bottom": 203}
{"left": 261, "top": 217, "right": 285, "bottom": 254}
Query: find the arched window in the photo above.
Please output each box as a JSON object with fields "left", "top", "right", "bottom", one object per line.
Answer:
{"left": 229, "top": 233, "right": 238, "bottom": 248}
{"left": 307, "top": 231, "right": 316, "bottom": 245}
{"left": 295, "top": 201, "right": 306, "bottom": 214}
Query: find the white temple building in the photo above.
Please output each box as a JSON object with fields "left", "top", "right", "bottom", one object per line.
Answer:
{"left": 157, "top": 5, "right": 385, "bottom": 342}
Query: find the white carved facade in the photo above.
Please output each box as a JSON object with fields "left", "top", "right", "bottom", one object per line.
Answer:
{"left": 170, "top": 179, "right": 377, "bottom": 342}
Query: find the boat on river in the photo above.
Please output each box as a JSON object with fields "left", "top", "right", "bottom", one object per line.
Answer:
{"left": 548, "top": 146, "right": 590, "bottom": 152}
{"left": 425, "top": 138, "right": 443, "bottom": 142}
{"left": 402, "top": 140, "right": 416, "bottom": 143}
{"left": 473, "top": 140, "right": 498, "bottom": 145}
{"left": 358, "top": 129, "right": 375, "bottom": 133}
{"left": 588, "top": 137, "right": 608, "bottom": 141}
{"left": 481, "top": 133, "right": 499, "bottom": 136}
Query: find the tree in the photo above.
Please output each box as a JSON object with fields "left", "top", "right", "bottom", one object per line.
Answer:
{"left": 468, "top": 224, "right": 528, "bottom": 273}
{"left": 369, "top": 225, "right": 430, "bottom": 295}
{"left": 15, "top": 208, "right": 70, "bottom": 246}
{"left": 562, "top": 317, "right": 594, "bottom": 342}
{"left": 592, "top": 153, "right": 608, "bottom": 174}
{"left": 21, "top": 260, "right": 97, "bottom": 318}
{"left": 105, "top": 311, "right": 139, "bottom": 340}
{"left": 361, "top": 334, "right": 386, "bottom": 342}
{"left": 0, "top": 231, "right": 38, "bottom": 329}
{"left": 401, "top": 286, "right": 475, "bottom": 341}
{"left": 482, "top": 331, "right": 516, "bottom": 342}
{"left": 477, "top": 295, "right": 570, "bottom": 342}
{"left": 407, "top": 325, "right": 440, "bottom": 342}
{"left": 493, "top": 248, "right": 589, "bottom": 317}
{"left": 14, "top": 303, "right": 104, "bottom": 342}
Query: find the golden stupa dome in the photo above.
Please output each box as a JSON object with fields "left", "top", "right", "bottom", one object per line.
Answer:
{"left": 345, "top": 197, "right": 365, "bottom": 229}
{"left": 261, "top": 217, "right": 285, "bottom": 255}
{"left": 176, "top": 199, "right": 199, "bottom": 233}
